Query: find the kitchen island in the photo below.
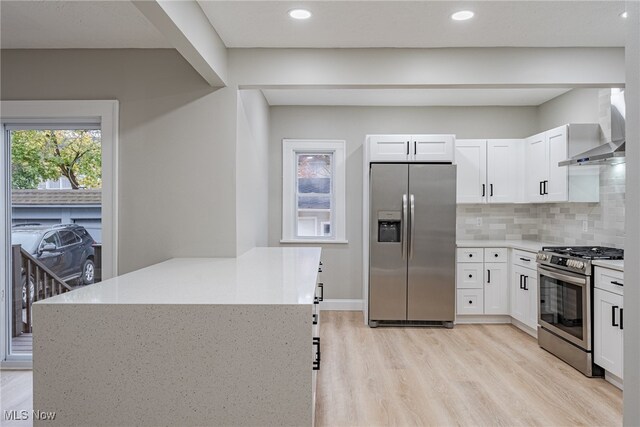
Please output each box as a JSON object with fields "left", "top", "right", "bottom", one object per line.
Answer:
{"left": 32, "top": 247, "right": 322, "bottom": 427}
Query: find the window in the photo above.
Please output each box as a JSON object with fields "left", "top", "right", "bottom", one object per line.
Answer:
{"left": 40, "top": 231, "right": 59, "bottom": 249}
{"left": 282, "top": 140, "right": 347, "bottom": 243}
{"left": 58, "top": 230, "right": 80, "bottom": 247}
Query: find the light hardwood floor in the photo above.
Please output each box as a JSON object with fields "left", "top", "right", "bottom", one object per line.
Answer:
{"left": 0, "top": 369, "right": 33, "bottom": 427}
{"left": 316, "top": 311, "right": 622, "bottom": 427}
{"left": 0, "top": 312, "right": 623, "bottom": 427}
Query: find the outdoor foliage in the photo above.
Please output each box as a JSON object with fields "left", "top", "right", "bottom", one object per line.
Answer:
{"left": 11, "top": 130, "right": 101, "bottom": 189}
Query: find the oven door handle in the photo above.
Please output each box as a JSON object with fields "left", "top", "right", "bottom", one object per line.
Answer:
{"left": 538, "top": 265, "right": 587, "bottom": 286}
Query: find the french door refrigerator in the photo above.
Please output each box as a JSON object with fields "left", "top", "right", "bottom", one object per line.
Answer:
{"left": 369, "top": 163, "right": 456, "bottom": 327}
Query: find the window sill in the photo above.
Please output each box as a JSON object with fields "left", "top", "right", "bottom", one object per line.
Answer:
{"left": 280, "top": 239, "right": 349, "bottom": 244}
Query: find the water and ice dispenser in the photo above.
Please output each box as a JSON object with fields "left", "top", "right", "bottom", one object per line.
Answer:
{"left": 377, "top": 211, "right": 401, "bottom": 243}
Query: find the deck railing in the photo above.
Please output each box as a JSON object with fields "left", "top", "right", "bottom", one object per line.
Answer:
{"left": 11, "top": 244, "right": 73, "bottom": 335}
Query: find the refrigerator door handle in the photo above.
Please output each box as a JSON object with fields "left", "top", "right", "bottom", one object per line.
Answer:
{"left": 402, "top": 194, "right": 408, "bottom": 260}
{"left": 409, "top": 194, "right": 415, "bottom": 260}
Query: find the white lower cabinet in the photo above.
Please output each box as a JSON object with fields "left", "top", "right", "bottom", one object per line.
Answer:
{"left": 457, "top": 248, "right": 508, "bottom": 316}
{"left": 484, "top": 263, "right": 509, "bottom": 315}
{"left": 457, "top": 289, "right": 484, "bottom": 315}
{"left": 456, "top": 263, "right": 484, "bottom": 288}
{"left": 594, "top": 266, "right": 624, "bottom": 380}
{"left": 510, "top": 263, "right": 538, "bottom": 331}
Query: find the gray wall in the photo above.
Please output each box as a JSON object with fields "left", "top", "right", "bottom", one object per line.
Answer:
{"left": 1, "top": 49, "right": 239, "bottom": 274}
{"left": 269, "top": 106, "right": 540, "bottom": 299}
{"left": 537, "top": 88, "right": 601, "bottom": 130}
{"left": 236, "top": 90, "right": 270, "bottom": 255}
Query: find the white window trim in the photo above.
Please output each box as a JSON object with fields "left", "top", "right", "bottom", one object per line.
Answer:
{"left": 281, "top": 139, "right": 347, "bottom": 244}
{"left": 0, "top": 100, "right": 118, "bottom": 366}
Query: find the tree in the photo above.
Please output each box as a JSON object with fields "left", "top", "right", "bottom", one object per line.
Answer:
{"left": 11, "top": 130, "right": 101, "bottom": 189}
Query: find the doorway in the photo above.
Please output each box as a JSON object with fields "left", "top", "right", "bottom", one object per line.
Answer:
{"left": 0, "top": 100, "right": 118, "bottom": 366}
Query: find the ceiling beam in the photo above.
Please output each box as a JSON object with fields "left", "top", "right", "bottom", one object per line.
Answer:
{"left": 133, "top": 0, "right": 227, "bottom": 87}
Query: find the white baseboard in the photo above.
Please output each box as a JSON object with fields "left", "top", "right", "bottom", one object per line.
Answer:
{"left": 455, "top": 315, "right": 511, "bottom": 324}
{"left": 320, "top": 299, "right": 363, "bottom": 311}
{"left": 510, "top": 318, "right": 538, "bottom": 338}
{"left": 605, "top": 371, "right": 623, "bottom": 390}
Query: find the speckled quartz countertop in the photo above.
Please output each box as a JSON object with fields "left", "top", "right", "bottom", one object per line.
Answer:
{"left": 592, "top": 259, "right": 624, "bottom": 272}
{"left": 35, "top": 247, "right": 322, "bottom": 305}
{"left": 456, "top": 240, "right": 556, "bottom": 253}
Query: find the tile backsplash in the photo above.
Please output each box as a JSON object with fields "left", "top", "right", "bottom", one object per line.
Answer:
{"left": 457, "top": 164, "right": 626, "bottom": 248}
{"left": 457, "top": 204, "right": 539, "bottom": 241}
{"left": 538, "top": 164, "right": 625, "bottom": 248}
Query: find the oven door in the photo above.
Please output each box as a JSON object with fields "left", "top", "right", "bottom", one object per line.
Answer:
{"left": 538, "top": 265, "right": 590, "bottom": 350}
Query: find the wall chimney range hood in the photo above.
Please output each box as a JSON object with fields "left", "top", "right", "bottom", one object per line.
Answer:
{"left": 559, "top": 89, "right": 626, "bottom": 166}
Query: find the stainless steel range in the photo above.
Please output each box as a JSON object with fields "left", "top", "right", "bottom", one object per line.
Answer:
{"left": 536, "top": 246, "right": 624, "bottom": 377}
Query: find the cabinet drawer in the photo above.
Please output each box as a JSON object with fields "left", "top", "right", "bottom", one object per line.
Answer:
{"left": 595, "top": 267, "right": 624, "bottom": 296}
{"left": 457, "top": 248, "right": 484, "bottom": 263}
{"left": 484, "top": 248, "right": 507, "bottom": 263}
{"left": 512, "top": 249, "right": 536, "bottom": 269}
{"left": 456, "top": 263, "right": 484, "bottom": 289}
{"left": 457, "top": 289, "right": 484, "bottom": 315}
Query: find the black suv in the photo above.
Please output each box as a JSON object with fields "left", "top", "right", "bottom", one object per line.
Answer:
{"left": 12, "top": 224, "right": 96, "bottom": 306}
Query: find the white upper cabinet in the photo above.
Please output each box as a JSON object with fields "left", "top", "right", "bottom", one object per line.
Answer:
{"left": 546, "top": 125, "right": 569, "bottom": 202}
{"left": 525, "top": 124, "right": 599, "bottom": 203}
{"left": 487, "top": 139, "right": 522, "bottom": 204}
{"left": 412, "top": 134, "right": 455, "bottom": 162}
{"left": 368, "top": 134, "right": 455, "bottom": 162}
{"left": 525, "top": 132, "right": 547, "bottom": 203}
{"left": 368, "top": 134, "right": 411, "bottom": 161}
{"left": 455, "top": 140, "right": 486, "bottom": 204}
{"left": 456, "top": 139, "right": 523, "bottom": 204}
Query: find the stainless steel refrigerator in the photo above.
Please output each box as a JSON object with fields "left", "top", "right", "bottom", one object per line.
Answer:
{"left": 369, "top": 163, "right": 456, "bottom": 327}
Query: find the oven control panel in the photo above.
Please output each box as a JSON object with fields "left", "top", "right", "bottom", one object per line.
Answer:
{"left": 537, "top": 252, "right": 589, "bottom": 274}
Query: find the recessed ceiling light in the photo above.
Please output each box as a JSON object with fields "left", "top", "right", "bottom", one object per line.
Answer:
{"left": 451, "top": 10, "right": 475, "bottom": 21}
{"left": 620, "top": 11, "right": 628, "bottom": 19}
{"left": 288, "top": 9, "right": 312, "bottom": 20}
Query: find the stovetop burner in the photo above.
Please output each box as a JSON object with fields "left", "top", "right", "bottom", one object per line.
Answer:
{"left": 541, "top": 246, "right": 624, "bottom": 260}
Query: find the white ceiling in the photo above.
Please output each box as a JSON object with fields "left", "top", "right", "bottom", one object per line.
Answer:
{"left": 0, "top": 1, "right": 626, "bottom": 50}
{"left": 199, "top": 1, "right": 626, "bottom": 48}
{"left": 0, "top": 1, "right": 171, "bottom": 49}
{"left": 261, "top": 88, "right": 572, "bottom": 107}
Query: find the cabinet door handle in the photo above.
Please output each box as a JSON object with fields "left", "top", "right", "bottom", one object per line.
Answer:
{"left": 319, "top": 261, "right": 323, "bottom": 266}
{"left": 519, "top": 274, "right": 524, "bottom": 289}
{"left": 318, "top": 283, "right": 324, "bottom": 302}
{"left": 490, "top": 184, "right": 494, "bottom": 197}
{"left": 620, "top": 308, "right": 624, "bottom": 330}
{"left": 312, "top": 313, "right": 318, "bottom": 325}
{"left": 468, "top": 274, "right": 473, "bottom": 278}
{"left": 611, "top": 280, "right": 623, "bottom": 286}
{"left": 414, "top": 141, "right": 417, "bottom": 156}
{"left": 314, "top": 296, "right": 320, "bottom": 305}
{"left": 482, "top": 184, "right": 485, "bottom": 197}
{"left": 318, "top": 267, "right": 322, "bottom": 273}
{"left": 543, "top": 180, "right": 548, "bottom": 195}
{"left": 406, "top": 141, "right": 410, "bottom": 156}
{"left": 539, "top": 181, "right": 544, "bottom": 195}
{"left": 487, "top": 269, "right": 491, "bottom": 283}
{"left": 313, "top": 337, "right": 321, "bottom": 371}
{"left": 612, "top": 306, "right": 619, "bottom": 327}
{"left": 523, "top": 276, "right": 528, "bottom": 291}
{"left": 519, "top": 257, "right": 531, "bottom": 262}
